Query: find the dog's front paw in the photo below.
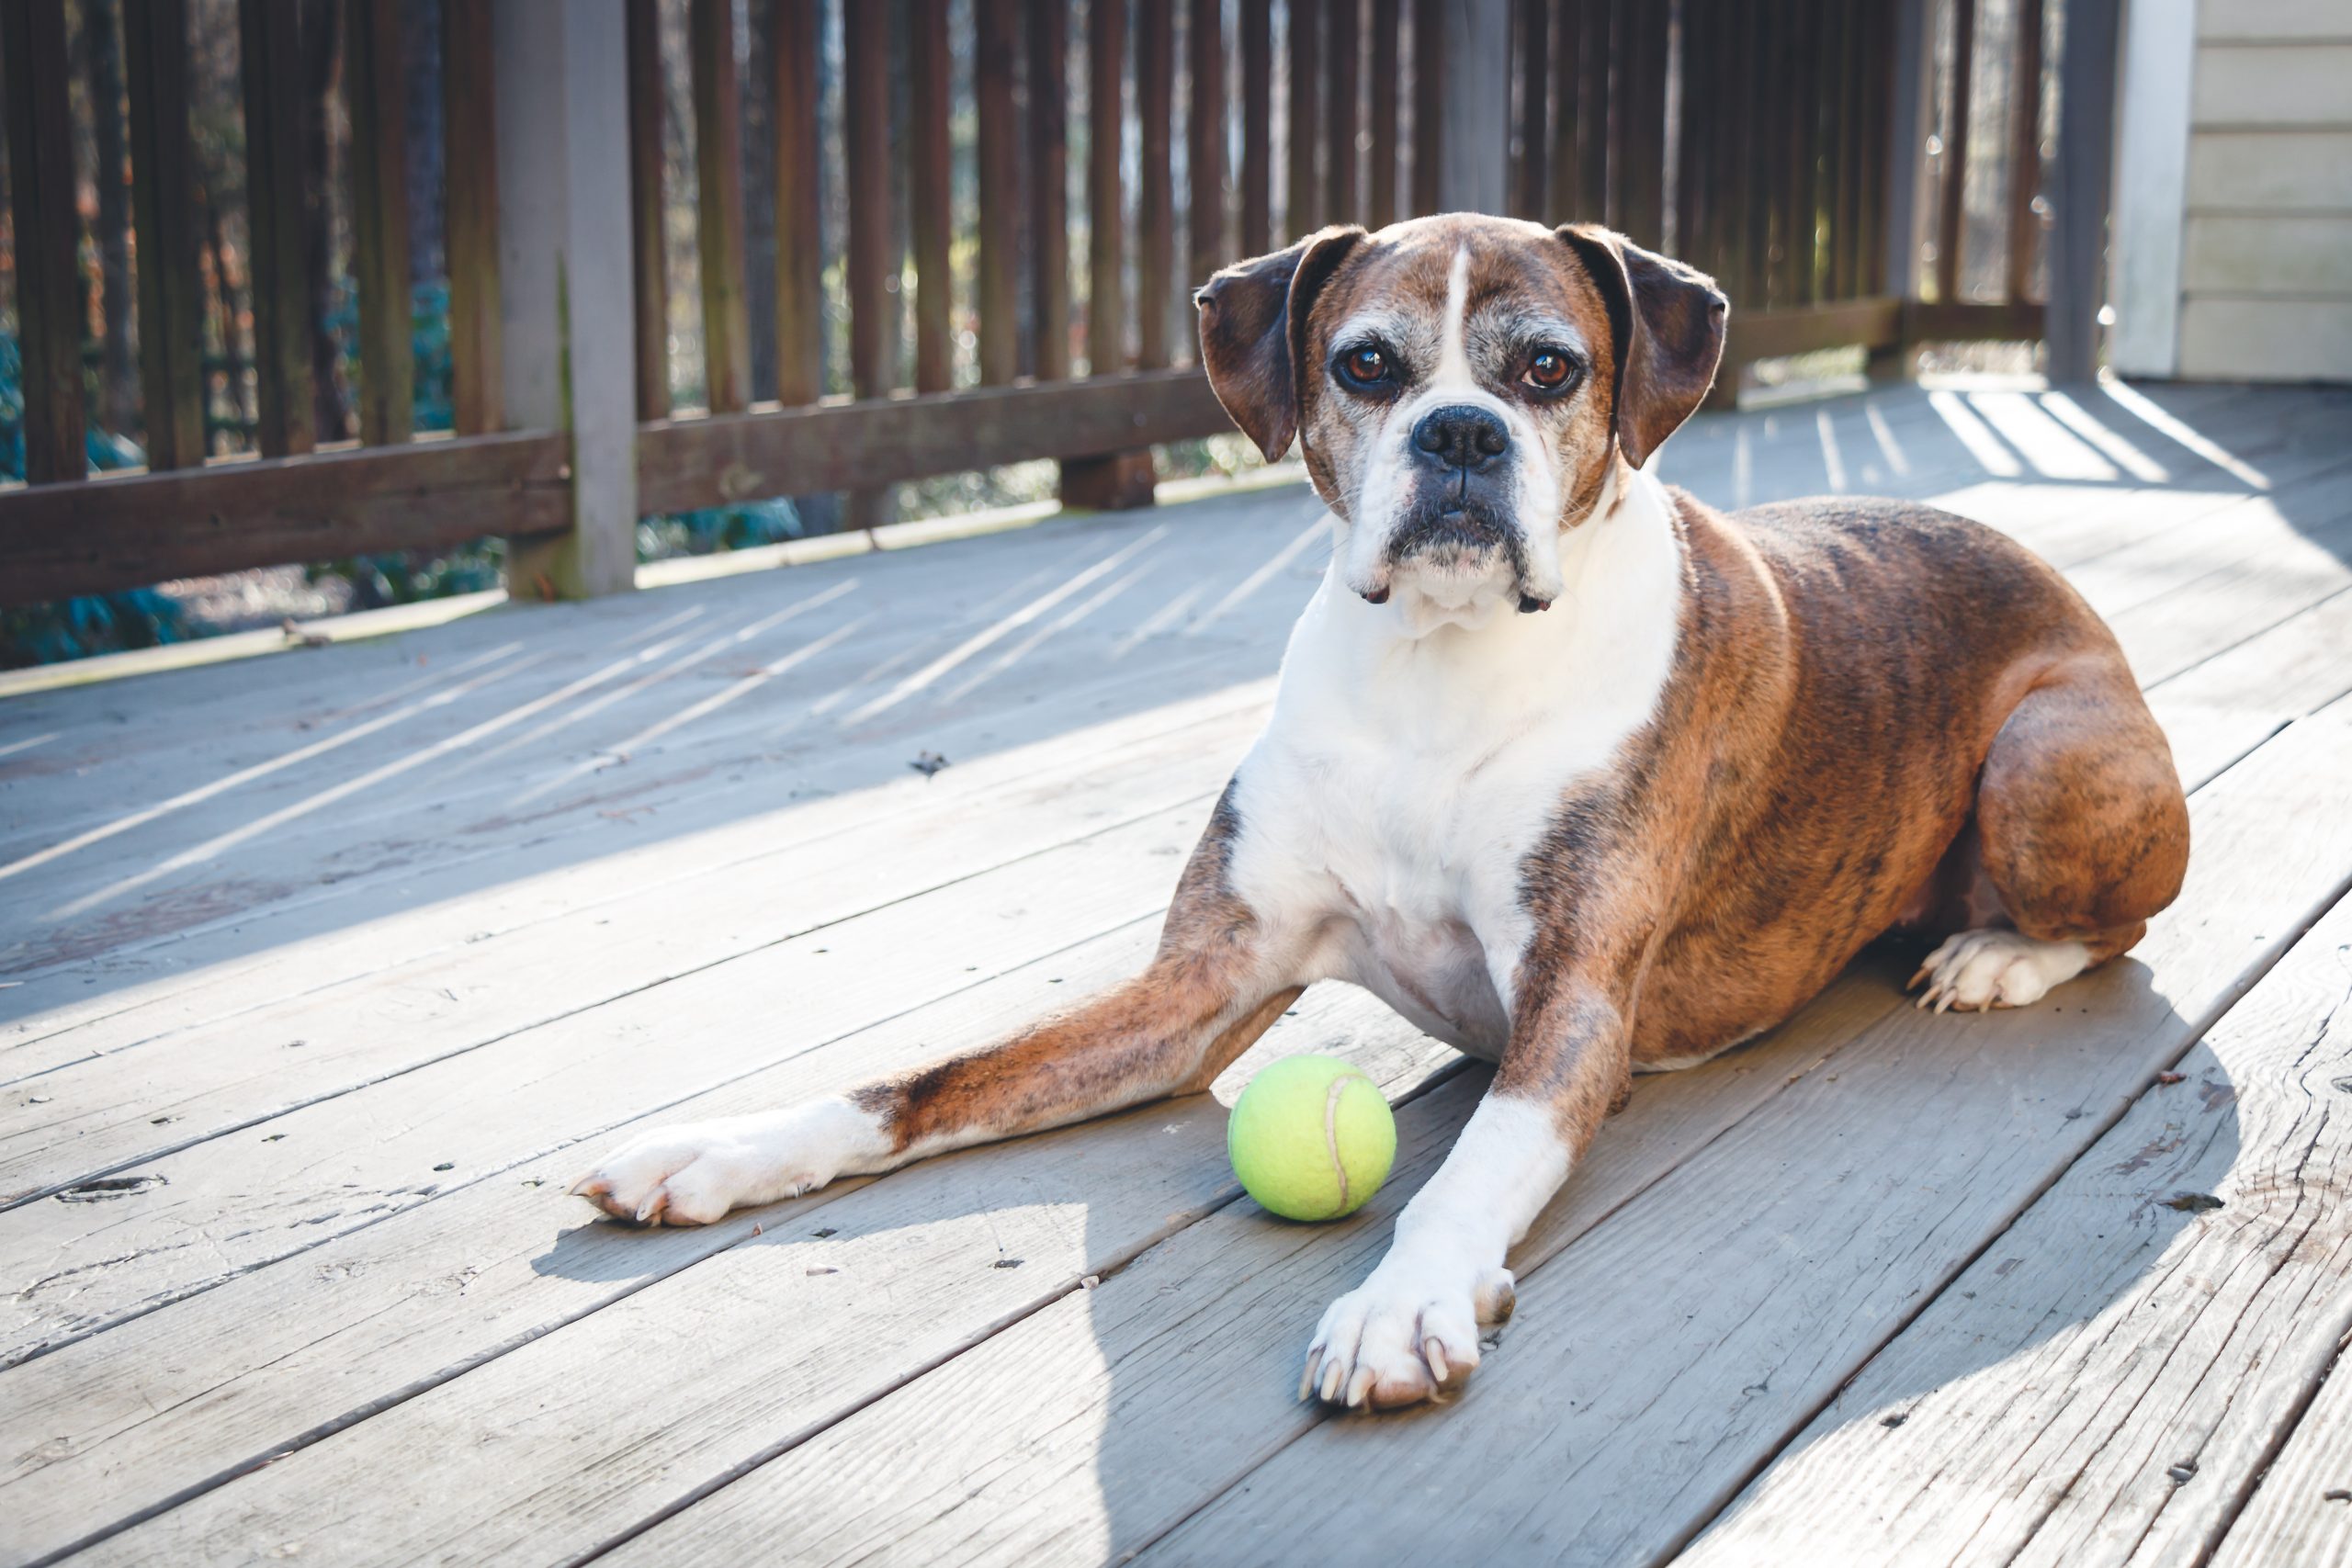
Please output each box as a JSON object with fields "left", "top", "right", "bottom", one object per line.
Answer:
{"left": 571, "top": 1098, "right": 879, "bottom": 1225}
{"left": 1301, "top": 1257, "right": 1518, "bottom": 1411}
{"left": 1910, "top": 928, "right": 2091, "bottom": 1012}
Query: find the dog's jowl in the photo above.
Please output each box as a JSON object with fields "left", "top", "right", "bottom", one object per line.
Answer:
{"left": 574, "top": 214, "right": 2189, "bottom": 1414}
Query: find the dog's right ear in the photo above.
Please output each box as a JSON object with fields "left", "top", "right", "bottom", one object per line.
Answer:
{"left": 1194, "top": 227, "right": 1365, "bottom": 463}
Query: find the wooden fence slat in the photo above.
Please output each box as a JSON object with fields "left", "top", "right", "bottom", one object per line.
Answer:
{"left": 2, "top": 0, "right": 83, "bottom": 484}
{"left": 1623, "top": 0, "right": 1668, "bottom": 247}
{"left": 237, "top": 0, "right": 315, "bottom": 457}
{"left": 2044, "top": 0, "right": 2120, "bottom": 382}
{"left": 1087, "top": 0, "right": 1126, "bottom": 373}
{"left": 122, "top": 0, "right": 208, "bottom": 470}
{"left": 1935, "top": 0, "right": 1976, "bottom": 302}
{"left": 1828, "top": 0, "right": 1864, "bottom": 299}
{"left": 910, "top": 0, "right": 955, "bottom": 393}
{"left": 1860, "top": 0, "right": 1894, "bottom": 298}
{"left": 1137, "top": 0, "right": 1175, "bottom": 367}
{"left": 690, "top": 0, "right": 752, "bottom": 412}
{"left": 1243, "top": 0, "right": 1274, "bottom": 249}
{"left": 1673, "top": 0, "right": 1709, "bottom": 269}
{"left": 442, "top": 0, "right": 503, "bottom": 434}
{"left": 346, "top": 0, "right": 415, "bottom": 447}
{"left": 1546, "top": 0, "right": 1581, "bottom": 221}
{"left": 845, "top": 0, "right": 894, "bottom": 399}
{"left": 978, "top": 0, "right": 1023, "bottom": 383}
{"left": 1510, "top": 0, "right": 1546, "bottom": 218}
{"left": 2006, "top": 0, "right": 2044, "bottom": 303}
{"left": 1287, "top": 0, "right": 1321, "bottom": 235}
{"left": 1367, "top": 0, "right": 1398, "bottom": 227}
{"left": 772, "top": 0, "right": 822, "bottom": 405}
{"left": 1576, "top": 0, "right": 1610, "bottom": 228}
{"left": 1790, "top": 0, "right": 1824, "bottom": 304}
{"left": 1029, "top": 0, "right": 1073, "bottom": 379}
{"left": 625, "top": 0, "right": 670, "bottom": 421}
{"left": 1409, "top": 0, "right": 1441, "bottom": 215}
{"left": 1325, "top": 0, "right": 1360, "bottom": 225}
{"left": 1189, "top": 0, "right": 1229, "bottom": 289}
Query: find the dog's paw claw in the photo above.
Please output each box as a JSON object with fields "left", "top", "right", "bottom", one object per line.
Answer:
{"left": 1912, "top": 928, "right": 2091, "bottom": 1014}
{"left": 1302, "top": 1260, "right": 1503, "bottom": 1412}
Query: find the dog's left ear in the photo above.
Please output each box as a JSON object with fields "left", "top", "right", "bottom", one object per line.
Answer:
{"left": 1556, "top": 225, "right": 1728, "bottom": 469}
{"left": 1194, "top": 226, "right": 1366, "bottom": 463}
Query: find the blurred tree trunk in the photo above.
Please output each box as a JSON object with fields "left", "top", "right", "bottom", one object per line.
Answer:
{"left": 85, "top": 0, "right": 139, "bottom": 439}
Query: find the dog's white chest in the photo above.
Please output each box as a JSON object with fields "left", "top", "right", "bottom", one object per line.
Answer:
{"left": 1227, "top": 468, "right": 1686, "bottom": 1053}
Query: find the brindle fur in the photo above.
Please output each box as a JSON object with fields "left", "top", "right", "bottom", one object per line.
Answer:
{"left": 850, "top": 784, "right": 1303, "bottom": 1156}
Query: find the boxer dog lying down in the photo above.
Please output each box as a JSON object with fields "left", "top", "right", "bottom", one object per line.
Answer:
{"left": 574, "top": 214, "right": 2189, "bottom": 1413}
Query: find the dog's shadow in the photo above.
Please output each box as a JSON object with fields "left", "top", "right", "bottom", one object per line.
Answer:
{"left": 530, "top": 950, "right": 2231, "bottom": 1561}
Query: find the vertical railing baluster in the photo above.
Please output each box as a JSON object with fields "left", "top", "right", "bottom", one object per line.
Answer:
{"left": 124, "top": 0, "right": 209, "bottom": 468}
{"left": 1087, "top": 0, "right": 1127, "bottom": 374}
{"left": 443, "top": 0, "right": 503, "bottom": 434}
{"left": 348, "top": 0, "right": 415, "bottom": 446}
{"left": 1326, "top": 0, "right": 1360, "bottom": 225}
{"left": 1935, "top": 0, "right": 1977, "bottom": 303}
{"left": 1138, "top": 0, "right": 1176, "bottom": 367}
{"left": 1576, "top": 0, "right": 1610, "bottom": 229}
{"left": 238, "top": 0, "right": 316, "bottom": 457}
{"left": 1623, "top": 0, "right": 1668, "bottom": 248}
{"left": 1243, "top": 0, "right": 1275, "bottom": 249}
{"left": 978, "top": 0, "right": 1024, "bottom": 383}
{"left": 691, "top": 0, "right": 753, "bottom": 413}
{"left": 1409, "top": 0, "right": 1442, "bottom": 216}
{"left": 1368, "top": 0, "right": 1399, "bottom": 229}
{"left": 1288, "top": 0, "right": 1322, "bottom": 235}
{"left": 1511, "top": 0, "right": 1547, "bottom": 219}
{"left": 772, "top": 0, "right": 823, "bottom": 406}
{"left": 910, "top": 0, "right": 955, "bottom": 392}
{"left": 626, "top": 0, "right": 671, "bottom": 421}
{"left": 2005, "top": 0, "right": 2044, "bottom": 303}
{"left": 1547, "top": 0, "right": 1582, "bottom": 223}
{"left": 1189, "top": 0, "right": 1230, "bottom": 288}
{"left": 1030, "top": 0, "right": 1073, "bottom": 379}
{"left": 845, "top": 0, "right": 897, "bottom": 525}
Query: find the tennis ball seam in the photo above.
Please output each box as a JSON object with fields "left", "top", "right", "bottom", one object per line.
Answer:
{"left": 1324, "top": 1070, "right": 1371, "bottom": 1218}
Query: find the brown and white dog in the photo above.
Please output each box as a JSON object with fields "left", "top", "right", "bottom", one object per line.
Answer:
{"left": 574, "top": 214, "right": 2189, "bottom": 1412}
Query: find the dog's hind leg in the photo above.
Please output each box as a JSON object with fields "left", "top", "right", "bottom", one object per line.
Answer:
{"left": 1914, "top": 650, "right": 2189, "bottom": 1012}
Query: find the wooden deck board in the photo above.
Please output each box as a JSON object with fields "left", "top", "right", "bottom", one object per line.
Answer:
{"left": 4, "top": 381, "right": 2349, "bottom": 1566}
{"left": 1678, "top": 866, "right": 2352, "bottom": 1566}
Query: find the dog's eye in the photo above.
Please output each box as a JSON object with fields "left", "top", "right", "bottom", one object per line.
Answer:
{"left": 1338, "top": 346, "right": 1392, "bottom": 388}
{"left": 1523, "top": 348, "right": 1578, "bottom": 392}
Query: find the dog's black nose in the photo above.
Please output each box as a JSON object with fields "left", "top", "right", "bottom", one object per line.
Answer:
{"left": 1410, "top": 405, "right": 1510, "bottom": 471}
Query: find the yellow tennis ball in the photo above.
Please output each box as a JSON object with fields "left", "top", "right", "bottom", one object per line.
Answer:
{"left": 1227, "top": 1055, "right": 1396, "bottom": 1221}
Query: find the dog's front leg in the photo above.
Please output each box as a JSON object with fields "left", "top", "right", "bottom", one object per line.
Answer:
{"left": 574, "top": 796, "right": 1308, "bottom": 1225}
{"left": 1304, "top": 987, "right": 1630, "bottom": 1411}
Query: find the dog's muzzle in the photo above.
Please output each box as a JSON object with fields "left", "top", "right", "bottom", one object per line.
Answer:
{"left": 1373, "top": 404, "right": 1544, "bottom": 609}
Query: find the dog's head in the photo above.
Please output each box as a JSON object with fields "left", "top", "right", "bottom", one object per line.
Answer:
{"left": 1195, "top": 214, "right": 1725, "bottom": 625}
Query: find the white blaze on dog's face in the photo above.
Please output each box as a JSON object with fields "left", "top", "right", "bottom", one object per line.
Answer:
{"left": 1195, "top": 213, "right": 1727, "bottom": 633}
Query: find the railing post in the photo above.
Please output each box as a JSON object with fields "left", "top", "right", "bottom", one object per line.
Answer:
{"left": 1871, "top": 0, "right": 1936, "bottom": 382}
{"left": 2045, "top": 0, "right": 2122, "bottom": 385}
{"left": 493, "top": 0, "right": 638, "bottom": 600}
{"left": 1436, "top": 0, "right": 1510, "bottom": 215}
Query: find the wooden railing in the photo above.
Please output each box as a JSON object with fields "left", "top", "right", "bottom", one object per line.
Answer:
{"left": 0, "top": 0, "right": 2098, "bottom": 609}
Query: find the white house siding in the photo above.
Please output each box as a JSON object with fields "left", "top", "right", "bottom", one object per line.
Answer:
{"left": 2177, "top": 0, "right": 2352, "bottom": 380}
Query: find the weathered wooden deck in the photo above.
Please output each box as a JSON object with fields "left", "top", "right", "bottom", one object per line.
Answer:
{"left": 4, "top": 378, "right": 2352, "bottom": 1567}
